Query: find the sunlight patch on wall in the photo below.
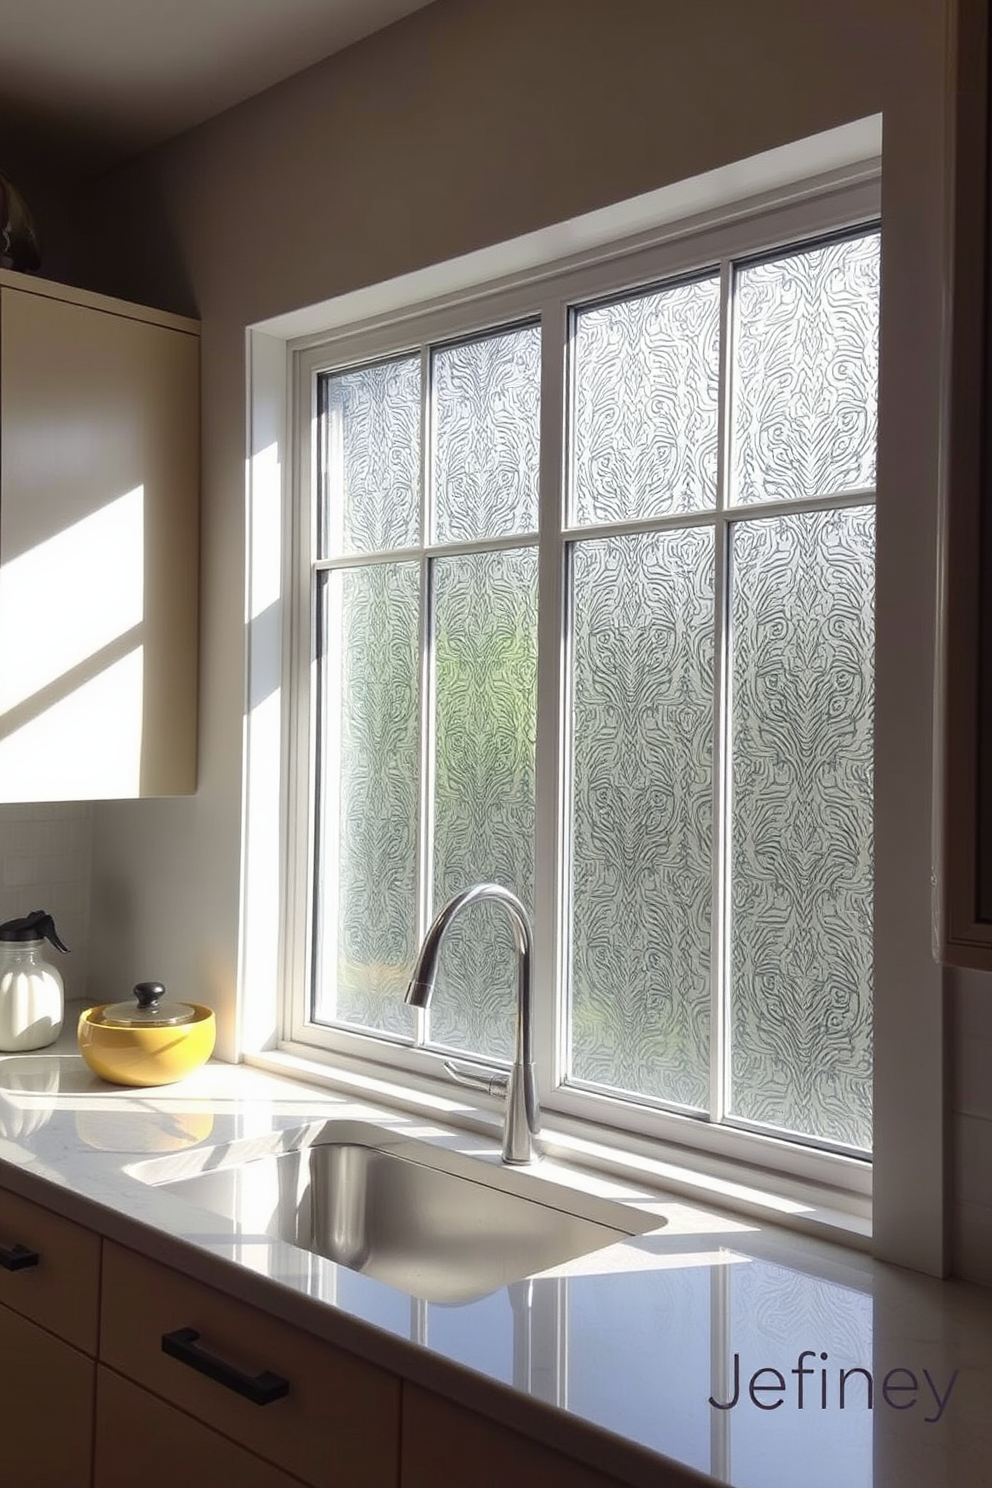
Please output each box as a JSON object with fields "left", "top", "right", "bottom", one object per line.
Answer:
{"left": 0, "top": 485, "right": 144, "bottom": 714}
{"left": 0, "top": 648, "right": 144, "bottom": 800}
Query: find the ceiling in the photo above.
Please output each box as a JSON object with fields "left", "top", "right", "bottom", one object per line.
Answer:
{"left": 0, "top": 0, "right": 438, "bottom": 173}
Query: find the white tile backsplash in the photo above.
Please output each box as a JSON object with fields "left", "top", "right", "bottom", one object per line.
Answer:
{"left": 0, "top": 803, "right": 93, "bottom": 1000}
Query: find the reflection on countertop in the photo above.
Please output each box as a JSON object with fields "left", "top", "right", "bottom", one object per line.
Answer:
{"left": 0, "top": 1008, "right": 988, "bottom": 1488}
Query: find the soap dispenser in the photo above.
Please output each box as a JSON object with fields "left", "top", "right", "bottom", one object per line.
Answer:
{"left": 0, "top": 910, "right": 69, "bottom": 1052}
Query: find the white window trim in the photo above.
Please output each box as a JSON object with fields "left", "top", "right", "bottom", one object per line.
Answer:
{"left": 238, "top": 115, "right": 946, "bottom": 1267}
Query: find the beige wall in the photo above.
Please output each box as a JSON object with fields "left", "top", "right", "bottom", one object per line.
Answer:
{"left": 64, "top": 0, "right": 980, "bottom": 1275}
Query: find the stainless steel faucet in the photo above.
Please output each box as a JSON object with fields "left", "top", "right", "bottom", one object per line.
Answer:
{"left": 405, "top": 883, "right": 540, "bottom": 1165}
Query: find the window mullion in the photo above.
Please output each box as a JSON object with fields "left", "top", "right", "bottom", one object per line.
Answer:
{"left": 414, "top": 345, "right": 433, "bottom": 1050}
{"left": 534, "top": 296, "right": 568, "bottom": 1099}
{"left": 709, "top": 257, "right": 734, "bottom": 1125}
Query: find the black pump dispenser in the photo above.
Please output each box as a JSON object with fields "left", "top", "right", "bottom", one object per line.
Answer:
{"left": 0, "top": 910, "right": 69, "bottom": 953}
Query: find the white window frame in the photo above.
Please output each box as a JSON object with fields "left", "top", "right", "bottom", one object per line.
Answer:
{"left": 276, "top": 168, "right": 880, "bottom": 1207}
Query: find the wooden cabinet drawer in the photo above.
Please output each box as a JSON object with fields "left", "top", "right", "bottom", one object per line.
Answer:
{"left": 101, "top": 1242, "right": 399, "bottom": 1488}
{"left": 0, "top": 1187, "right": 100, "bottom": 1353}
{"left": 402, "top": 1384, "right": 632, "bottom": 1488}
{"left": 0, "top": 1300, "right": 95, "bottom": 1488}
{"left": 95, "top": 1367, "right": 304, "bottom": 1488}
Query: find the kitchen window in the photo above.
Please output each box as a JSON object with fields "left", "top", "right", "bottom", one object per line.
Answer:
{"left": 282, "top": 178, "right": 879, "bottom": 1194}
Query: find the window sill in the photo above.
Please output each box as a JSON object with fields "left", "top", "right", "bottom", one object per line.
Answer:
{"left": 246, "top": 1045, "right": 871, "bottom": 1252}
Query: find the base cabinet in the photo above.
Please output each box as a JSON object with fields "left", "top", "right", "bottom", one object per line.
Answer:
{"left": 94, "top": 1368, "right": 303, "bottom": 1488}
{"left": 401, "top": 1384, "right": 632, "bottom": 1488}
{"left": 0, "top": 1186, "right": 100, "bottom": 1488}
{"left": 0, "top": 1301, "right": 94, "bottom": 1488}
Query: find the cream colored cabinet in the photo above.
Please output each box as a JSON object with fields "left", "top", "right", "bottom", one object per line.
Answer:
{"left": 401, "top": 1384, "right": 632, "bottom": 1488}
{"left": 99, "top": 1241, "right": 400, "bottom": 1488}
{"left": 0, "top": 1185, "right": 102, "bottom": 1488}
{"left": 0, "top": 1183, "right": 101, "bottom": 1350}
{"left": 0, "top": 269, "right": 199, "bottom": 801}
{"left": 0, "top": 1302, "right": 95, "bottom": 1488}
{"left": 94, "top": 1368, "right": 303, "bottom": 1488}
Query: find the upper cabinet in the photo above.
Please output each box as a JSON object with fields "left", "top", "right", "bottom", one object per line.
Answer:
{"left": 0, "top": 270, "right": 199, "bottom": 801}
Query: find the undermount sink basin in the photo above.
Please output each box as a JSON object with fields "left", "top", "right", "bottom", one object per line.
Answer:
{"left": 151, "top": 1122, "right": 656, "bottom": 1303}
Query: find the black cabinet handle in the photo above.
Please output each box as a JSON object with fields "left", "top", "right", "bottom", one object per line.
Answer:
{"left": 0, "top": 1243, "right": 39, "bottom": 1271}
{"left": 161, "top": 1327, "right": 289, "bottom": 1406}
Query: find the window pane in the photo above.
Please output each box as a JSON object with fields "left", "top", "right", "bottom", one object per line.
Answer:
{"left": 570, "top": 275, "right": 720, "bottom": 526}
{"left": 431, "top": 326, "right": 540, "bottom": 544}
{"left": 568, "top": 529, "right": 714, "bottom": 1108}
{"left": 320, "top": 357, "right": 421, "bottom": 555}
{"left": 728, "top": 507, "right": 874, "bottom": 1149}
{"left": 312, "top": 563, "right": 420, "bottom": 1037}
{"left": 428, "top": 547, "right": 538, "bottom": 1061}
{"left": 731, "top": 232, "right": 880, "bottom": 506}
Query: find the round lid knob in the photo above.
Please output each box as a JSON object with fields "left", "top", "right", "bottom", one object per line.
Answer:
{"left": 95, "top": 982, "right": 196, "bottom": 1028}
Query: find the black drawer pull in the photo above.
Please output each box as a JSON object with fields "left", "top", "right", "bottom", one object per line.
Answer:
{"left": 0, "top": 1243, "right": 39, "bottom": 1271}
{"left": 161, "top": 1326, "right": 290, "bottom": 1406}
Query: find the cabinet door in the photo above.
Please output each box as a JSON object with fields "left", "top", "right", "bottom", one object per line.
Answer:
{"left": 0, "top": 1300, "right": 94, "bottom": 1488}
{"left": 0, "top": 283, "right": 198, "bottom": 801}
{"left": 94, "top": 1367, "right": 303, "bottom": 1488}
{"left": 401, "top": 1384, "right": 634, "bottom": 1488}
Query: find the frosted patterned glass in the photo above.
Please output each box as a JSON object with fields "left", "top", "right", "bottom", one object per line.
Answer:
{"left": 321, "top": 357, "right": 421, "bottom": 555}
{"left": 429, "top": 548, "right": 538, "bottom": 1061}
{"left": 732, "top": 233, "right": 880, "bottom": 506}
{"left": 432, "top": 326, "right": 540, "bottom": 544}
{"left": 729, "top": 507, "right": 874, "bottom": 1149}
{"left": 568, "top": 529, "right": 714, "bottom": 1107}
{"left": 571, "top": 276, "right": 720, "bottom": 525}
{"left": 313, "top": 563, "right": 420, "bottom": 1038}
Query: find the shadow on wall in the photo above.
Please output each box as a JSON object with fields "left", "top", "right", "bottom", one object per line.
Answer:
{"left": 69, "top": 166, "right": 198, "bottom": 317}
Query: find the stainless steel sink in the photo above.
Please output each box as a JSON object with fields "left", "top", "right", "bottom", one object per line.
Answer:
{"left": 152, "top": 1124, "right": 655, "bottom": 1303}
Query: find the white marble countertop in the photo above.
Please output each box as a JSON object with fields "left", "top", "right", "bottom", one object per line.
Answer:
{"left": 0, "top": 1014, "right": 989, "bottom": 1488}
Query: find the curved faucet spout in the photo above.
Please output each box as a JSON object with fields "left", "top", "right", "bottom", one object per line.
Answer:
{"left": 405, "top": 884, "right": 540, "bottom": 1164}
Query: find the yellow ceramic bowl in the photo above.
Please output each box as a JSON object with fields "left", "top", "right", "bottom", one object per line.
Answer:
{"left": 77, "top": 1004, "right": 216, "bottom": 1088}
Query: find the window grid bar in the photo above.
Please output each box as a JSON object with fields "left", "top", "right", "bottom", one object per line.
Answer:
{"left": 315, "top": 484, "right": 875, "bottom": 581}
{"left": 556, "top": 300, "right": 580, "bottom": 1085}
{"left": 561, "top": 508, "right": 718, "bottom": 545}
{"left": 314, "top": 531, "right": 539, "bottom": 573}
{"left": 535, "top": 297, "right": 569, "bottom": 1095}
{"left": 294, "top": 366, "right": 319, "bottom": 1026}
{"left": 558, "top": 542, "right": 577, "bottom": 1085}
{"left": 708, "top": 256, "right": 734, "bottom": 1126}
{"left": 557, "top": 486, "right": 876, "bottom": 552}
{"left": 723, "top": 486, "right": 877, "bottom": 520}
{"left": 414, "top": 344, "right": 433, "bottom": 1050}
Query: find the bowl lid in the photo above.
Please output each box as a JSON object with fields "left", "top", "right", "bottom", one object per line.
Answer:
{"left": 94, "top": 982, "right": 196, "bottom": 1028}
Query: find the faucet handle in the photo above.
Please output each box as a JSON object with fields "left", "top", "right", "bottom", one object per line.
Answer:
{"left": 442, "top": 1059, "right": 509, "bottom": 1101}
